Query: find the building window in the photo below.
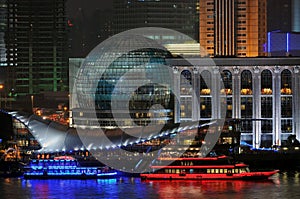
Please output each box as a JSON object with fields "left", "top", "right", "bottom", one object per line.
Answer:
{"left": 180, "top": 70, "right": 192, "bottom": 120}
{"left": 241, "top": 70, "right": 252, "bottom": 95}
{"left": 261, "top": 70, "right": 272, "bottom": 95}
{"left": 261, "top": 97, "right": 272, "bottom": 118}
{"left": 281, "top": 69, "right": 292, "bottom": 95}
{"left": 221, "top": 70, "right": 232, "bottom": 95}
{"left": 280, "top": 70, "right": 293, "bottom": 136}
{"left": 261, "top": 69, "right": 273, "bottom": 137}
{"left": 241, "top": 97, "right": 252, "bottom": 118}
{"left": 261, "top": 120, "right": 272, "bottom": 133}
{"left": 241, "top": 70, "right": 253, "bottom": 118}
{"left": 237, "top": 40, "right": 246, "bottom": 43}
{"left": 180, "top": 70, "right": 192, "bottom": 95}
{"left": 281, "top": 119, "right": 293, "bottom": 133}
{"left": 200, "top": 70, "right": 212, "bottom": 118}
{"left": 281, "top": 97, "right": 292, "bottom": 118}
{"left": 180, "top": 97, "right": 192, "bottom": 119}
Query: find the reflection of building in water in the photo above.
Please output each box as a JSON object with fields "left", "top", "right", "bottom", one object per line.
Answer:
{"left": 70, "top": 56, "right": 300, "bottom": 149}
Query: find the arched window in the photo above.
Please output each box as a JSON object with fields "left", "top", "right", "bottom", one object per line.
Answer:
{"left": 200, "top": 70, "right": 212, "bottom": 95}
{"left": 180, "top": 70, "right": 192, "bottom": 95}
{"left": 221, "top": 70, "right": 233, "bottom": 118}
{"left": 241, "top": 70, "right": 252, "bottom": 95}
{"left": 281, "top": 69, "right": 293, "bottom": 135}
{"left": 221, "top": 70, "right": 232, "bottom": 95}
{"left": 281, "top": 69, "right": 292, "bottom": 95}
{"left": 261, "top": 70, "right": 273, "bottom": 118}
{"left": 200, "top": 70, "right": 212, "bottom": 118}
{"left": 261, "top": 70, "right": 272, "bottom": 95}
{"left": 180, "top": 70, "right": 192, "bottom": 120}
{"left": 240, "top": 70, "right": 253, "bottom": 119}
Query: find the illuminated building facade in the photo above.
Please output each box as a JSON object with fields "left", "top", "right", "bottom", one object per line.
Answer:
{"left": 174, "top": 57, "right": 300, "bottom": 148}
{"left": 199, "top": 0, "right": 267, "bottom": 57}
{"left": 70, "top": 54, "right": 300, "bottom": 149}
{"left": 5, "top": 0, "right": 68, "bottom": 97}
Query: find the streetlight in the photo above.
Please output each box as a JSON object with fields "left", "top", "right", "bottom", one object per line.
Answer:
{"left": 0, "top": 84, "right": 4, "bottom": 109}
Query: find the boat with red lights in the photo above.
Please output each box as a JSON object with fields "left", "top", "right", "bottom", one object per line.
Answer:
{"left": 23, "top": 156, "right": 118, "bottom": 179}
{"left": 140, "top": 155, "right": 279, "bottom": 180}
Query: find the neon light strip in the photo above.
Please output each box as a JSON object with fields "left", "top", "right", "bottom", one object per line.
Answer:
{"left": 286, "top": 33, "right": 290, "bottom": 52}
{"left": 267, "top": 32, "right": 271, "bottom": 53}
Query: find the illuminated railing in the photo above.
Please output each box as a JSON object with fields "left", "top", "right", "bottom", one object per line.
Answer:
{"left": 220, "top": 89, "right": 232, "bottom": 95}
{"left": 281, "top": 88, "right": 292, "bottom": 95}
{"left": 261, "top": 88, "right": 272, "bottom": 95}
{"left": 200, "top": 89, "right": 211, "bottom": 95}
{"left": 240, "top": 89, "right": 252, "bottom": 95}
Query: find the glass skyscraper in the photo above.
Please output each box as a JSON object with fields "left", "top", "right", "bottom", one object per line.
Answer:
{"left": 5, "top": 0, "right": 68, "bottom": 97}
{"left": 113, "top": 0, "right": 199, "bottom": 42}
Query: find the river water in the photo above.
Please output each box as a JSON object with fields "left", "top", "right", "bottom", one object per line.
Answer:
{"left": 0, "top": 172, "right": 300, "bottom": 199}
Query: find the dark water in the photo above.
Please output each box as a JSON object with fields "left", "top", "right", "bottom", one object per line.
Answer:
{"left": 1, "top": 172, "right": 300, "bottom": 199}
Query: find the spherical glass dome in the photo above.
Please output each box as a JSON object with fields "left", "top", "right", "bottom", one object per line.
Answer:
{"left": 75, "top": 32, "right": 175, "bottom": 128}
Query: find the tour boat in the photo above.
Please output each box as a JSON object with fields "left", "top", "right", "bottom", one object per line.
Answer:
{"left": 140, "top": 155, "right": 279, "bottom": 180}
{"left": 23, "top": 156, "right": 118, "bottom": 179}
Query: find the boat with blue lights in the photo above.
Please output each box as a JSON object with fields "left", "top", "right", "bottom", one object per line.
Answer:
{"left": 23, "top": 156, "right": 118, "bottom": 179}
{"left": 140, "top": 155, "right": 279, "bottom": 181}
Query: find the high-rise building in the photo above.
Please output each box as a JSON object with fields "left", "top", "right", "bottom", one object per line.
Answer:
{"left": 113, "top": 0, "right": 199, "bottom": 42}
{"left": 292, "top": 0, "right": 300, "bottom": 32}
{"left": 267, "top": 0, "right": 292, "bottom": 32}
{"left": 0, "top": 0, "right": 7, "bottom": 67}
{"left": 200, "top": 0, "right": 267, "bottom": 57}
{"left": 5, "top": 0, "right": 68, "bottom": 97}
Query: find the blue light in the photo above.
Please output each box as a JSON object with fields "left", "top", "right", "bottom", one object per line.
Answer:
{"left": 97, "top": 172, "right": 118, "bottom": 176}
{"left": 267, "top": 32, "right": 271, "bottom": 53}
{"left": 286, "top": 33, "right": 290, "bottom": 53}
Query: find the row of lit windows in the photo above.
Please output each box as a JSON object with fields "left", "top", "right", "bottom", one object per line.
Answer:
{"left": 180, "top": 69, "right": 293, "bottom": 95}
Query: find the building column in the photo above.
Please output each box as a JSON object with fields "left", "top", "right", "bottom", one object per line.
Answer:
{"left": 192, "top": 67, "right": 200, "bottom": 121}
{"left": 253, "top": 66, "right": 261, "bottom": 148}
{"left": 232, "top": 66, "right": 240, "bottom": 118}
{"left": 212, "top": 66, "right": 221, "bottom": 119}
{"left": 293, "top": 66, "right": 300, "bottom": 140}
{"left": 274, "top": 66, "right": 281, "bottom": 146}
{"left": 173, "top": 67, "right": 181, "bottom": 123}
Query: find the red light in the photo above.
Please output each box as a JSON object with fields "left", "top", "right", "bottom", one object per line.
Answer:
{"left": 67, "top": 20, "right": 73, "bottom": 27}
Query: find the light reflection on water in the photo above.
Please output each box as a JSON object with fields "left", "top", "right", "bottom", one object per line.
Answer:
{"left": 0, "top": 172, "right": 300, "bottom": 199}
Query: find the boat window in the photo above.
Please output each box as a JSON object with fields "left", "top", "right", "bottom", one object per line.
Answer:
{"left": 211, "top": 169, "right": 215, "bottom": 173}
{"left": 207, "top": 169, "right": 211, "bottom": 173}
{"left": 235, "top": 169, "right": 239, "bottom": 173}
{"left": 215, "top": 169, "right": 219, "bottom": 173}
{"left": 190, "top": 169, "right": 194, "bottom": 174}
{"left": 220, "top": 169, "right": 223, "bottom": 173}
{"left": 224, "top": 169, "right": 227, "bottom": 173}
{"left": 176, "top": 169, "right": 180, "bottom": 174}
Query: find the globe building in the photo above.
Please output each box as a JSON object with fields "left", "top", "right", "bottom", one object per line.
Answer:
{"left": 72, "top": 32, "right": 177, "bottom": 130}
